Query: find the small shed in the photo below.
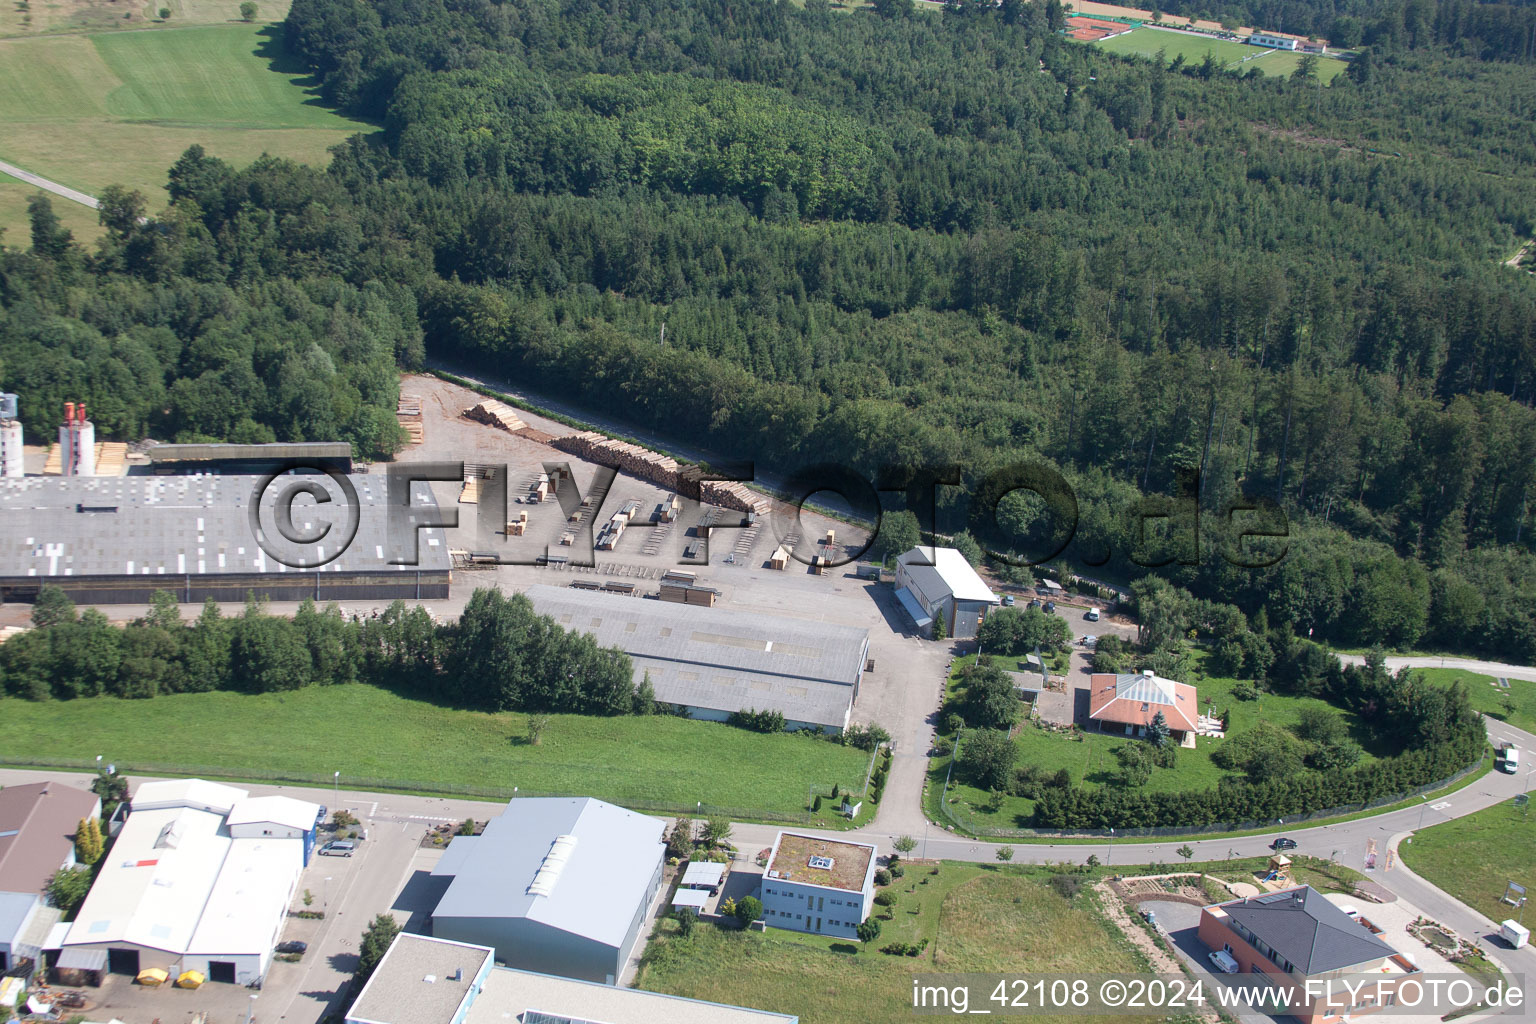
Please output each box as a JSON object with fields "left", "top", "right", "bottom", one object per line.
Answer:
{"left": 670, "top": 889, "right": 710, "bottom": 912}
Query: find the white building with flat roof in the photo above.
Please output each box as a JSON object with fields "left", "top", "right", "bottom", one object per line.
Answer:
{"left": 347, "top": 933, "right": 798, "bottom": 1024}
{"left": 760, "top": 832, "right": 877, "bottom": 940}
{"left": 60, "top": 779, "right": 318, "bottom": 985}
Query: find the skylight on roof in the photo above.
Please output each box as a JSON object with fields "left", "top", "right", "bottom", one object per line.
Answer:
{"left": 527, "top": 834, "right": 578, "bottom": 897}
{"left": 808, "top": 855, "right": 835, "bottom": 869}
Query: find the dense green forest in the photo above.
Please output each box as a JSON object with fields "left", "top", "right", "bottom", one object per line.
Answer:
{"left": 3, "top": 0, "right": 1536, "bottom": 658}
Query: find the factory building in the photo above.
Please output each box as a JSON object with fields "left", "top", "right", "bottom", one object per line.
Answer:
{"left": 346, "top": 933, "right": 798, "bottom": 1024}
{"left": 0, "top": 472, "right": 451, "bottom": 605}
{"left": 524, "top": 584, "right": 870, "bottom": 733}
{"left": 894, "top": 546, "right": 999, "bottom": 639}
{"left": 429, "top": 797, "right": 665, "bottom": 985}
{"left": 59, "top": 779, "right": 320, "bottom": 986}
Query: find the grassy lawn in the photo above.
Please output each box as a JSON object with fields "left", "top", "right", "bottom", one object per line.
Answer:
{"left": 1094, "top": 27, "right": 1346, "bottom": 82}
{"left": 638, "top": 864, "right": 1173, "bottom": 1024}
{"left": 1400, "top": 799, "right": 1536, "bottom": 923}
{"left": 932, "top": 652, "right": 1384, "bottom": 831}
{"left": 1411, "top": 667, "right": 1536, "bottom": 734}
{"left": 0, "top": 685, "right": 872, "bottom": 820}
{"left": 0, "top": 23, "right": 368, "bottom": 238}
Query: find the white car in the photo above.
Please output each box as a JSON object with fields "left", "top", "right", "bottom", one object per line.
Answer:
{"left": 1079, "top": 635, "right": 1097, "bottom": 647}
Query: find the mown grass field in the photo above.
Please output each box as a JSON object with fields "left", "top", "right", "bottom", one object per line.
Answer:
{"left": 1, "top": 0, "right": 292, "bottom": 39}
{"left": 1095, "top": 27, "right": 1347, "bottom": 82}
{"left": 932, "top": 652, "right": 1385, "bottom": 830}
{"left": 1400, "top": 800, "right": 1536, "bottom": 923}
{"left": 0, "top": 684, "right": 872, "bottom": 818}
{"left": 0, "top": 22, "right": 368, "bottom": 239}
{"left": 638, "top": 865, "right": 1170, "bottom": 1023}
{"left": 1412, "top": 667, "right": 1536, "bottom": 734}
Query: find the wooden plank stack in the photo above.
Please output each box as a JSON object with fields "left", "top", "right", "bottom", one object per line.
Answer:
{"left": 397, "top": 395, "right": 424, "bottom": 445}
{"left": 464, "top": 399, "right": 527, "bottom": 433}
{"left": 551, "top": 430, "right": 769, "bottom": 516}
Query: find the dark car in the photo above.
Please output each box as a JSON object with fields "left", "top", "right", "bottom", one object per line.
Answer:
{"left": 275, "top": 941, "right": 308, "bottom": 955}
{"left": 1027, "top": 598, "right": 1041, "bottom": 609}
{"left": 1271, "top": 837, "right": 1298, "bottom": 851}
{"left": 1043, "top": 601, "right": 1056, "bottom": 613}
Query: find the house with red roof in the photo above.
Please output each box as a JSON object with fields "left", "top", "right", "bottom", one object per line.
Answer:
{"left": 1087, "top": 670, "right": 1198, "bottom": 745}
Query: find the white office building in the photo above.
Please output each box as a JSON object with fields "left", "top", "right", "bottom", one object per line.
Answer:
{"left": 759, "top": 832, "right": 877, "bottom": 940}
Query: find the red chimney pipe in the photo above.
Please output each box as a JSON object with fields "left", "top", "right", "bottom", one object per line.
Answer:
{"left": 64, "top": 401, "right": 75, "bottom": 424}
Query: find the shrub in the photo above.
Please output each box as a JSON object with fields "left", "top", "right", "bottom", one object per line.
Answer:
{"left": 944, "top": 712, "right": 965, "bottom": 735}
{"left": 1048, "top": 874, "right": 1083, "bottom": 900}
{"left": 995, "top": 846, "right": 1014, "bottom": 862}
{"left": 239, "top": 0, "right": 258, "bottom": 19}
{"left": 874, "top": 890, "right": 897, "bottom": 907}
{"left": 812, "top": 795, "right": 823, "bottom": 812}
{"left": 857, "top": 918, "right": 882, "bottom": 943}
{"left": 735, "top": 895, "right": 762, "bottom": 927}
{"left": 890, "top": 864, "right": 904, "bottom": 879}
{"left": 729, "top": 708, "right": 787, "bottom": 733}
{"left": 675, "top": 908, "right": 696, "bottom": 936}
{"left": 874, "top": 868, "right": 891, "bottom": 886}
{"left": 1232, "top": 682, "right": 1259, "bottom": 701}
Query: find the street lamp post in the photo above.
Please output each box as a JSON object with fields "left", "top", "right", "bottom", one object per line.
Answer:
{"left": 1107, "top": 828, "right": 1114, "bottom": 865}
{"left": 245, "top": 993, "right": 258, "bottom": 1024}
{"left": 333, "top": 770, "right": 340, "bottom": 813}
{"left": 1418, "top": 794, "right": 1429, "bottom": 831}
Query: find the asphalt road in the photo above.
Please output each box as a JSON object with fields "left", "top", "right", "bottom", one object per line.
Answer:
{"left": 0, "top": 158, "right": 99, "bottom": 210}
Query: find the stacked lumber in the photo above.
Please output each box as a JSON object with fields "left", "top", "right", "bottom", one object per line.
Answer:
{"left": 397, "top": 394, "right": 424, "bottom": 445}
{"left": 464, "top": 399, "right": 527, "bottom": 433}
{"left": 43, "top": 441, "right": 128, "bottom": 476}
{"left": 551, "top": 431, "right": 769, "bottom": 515}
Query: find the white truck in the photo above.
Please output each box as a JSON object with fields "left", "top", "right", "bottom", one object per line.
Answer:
{"left": 1500, "top": 744, "right": 1521, "bottom": 773}
{"left": 1500, "top": 920, "right": 1529, "bottom": 949}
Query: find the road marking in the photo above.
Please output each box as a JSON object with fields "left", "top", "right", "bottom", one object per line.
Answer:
{"left": 1431, "top": 801, "right": 1452, "bottom": 811}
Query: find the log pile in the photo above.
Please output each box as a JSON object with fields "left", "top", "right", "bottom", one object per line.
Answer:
{"left": 551, "top": 431, "right": 769, "bottom": 515}
{"left": 464, "top": 399, "right": 527, "bottom": 433}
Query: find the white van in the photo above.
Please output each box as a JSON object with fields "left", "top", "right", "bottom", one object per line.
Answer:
{"left": 1501, "top": 745, "right": 1521, "bottom": 772}
{"left": 1208, "top": 950, "right": 1240, "bottom": 974}
{"left": 1084, "top": 607, "right": 1101, "bottom": 622}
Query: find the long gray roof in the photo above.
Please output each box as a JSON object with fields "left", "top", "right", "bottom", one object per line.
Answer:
{"left": 0, "top": 474, "right": 449, "bottom": 578}
{"left": 431, "top": 798, "right": 664, "bottom": 949}
{"left": 1220, "top": 886, "right": 1400, "bottom": 974}
{"left": 524, "top": 585, "right": 868, "bottom": 729}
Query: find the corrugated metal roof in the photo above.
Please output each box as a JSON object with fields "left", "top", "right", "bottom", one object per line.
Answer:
{"left": 0, "top": 474, "right": 449, "bottom": 578}
{"left": 0, "top": 782, "right": 101, "bottom": 896}
{"left": 432, "top": 798, "right": 665, "bottom": 950}
{"left": 525, "top": 585, "right": 867, "bottom": 729}
{"left": 897, "top": 547, "right": 998, "bottom": 604}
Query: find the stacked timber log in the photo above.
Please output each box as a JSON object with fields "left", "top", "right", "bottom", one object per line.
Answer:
{"left": 397, "top": 394, "right": 424, "bottom": 445}
{"left": 464, "top": 399, "right": 527, "bottom": 433}
{"left": 551, "top": 431, "right": 769, "bottom": 516}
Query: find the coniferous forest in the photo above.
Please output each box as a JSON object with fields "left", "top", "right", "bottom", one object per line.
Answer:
{"left": 2, "top": 0, "right": 1536, "bottom": 657}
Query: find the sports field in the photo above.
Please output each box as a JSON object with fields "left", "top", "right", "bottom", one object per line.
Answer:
{"left": 0, "top": 22, "right": 368, "bottom": 241}
{"left": 1095, "top": 27, "right": 1347, "bottom": 82}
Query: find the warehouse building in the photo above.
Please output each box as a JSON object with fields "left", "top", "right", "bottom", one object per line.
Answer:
{"left": 346, "top": 933, "right": 797, "bottom": 1024}
{"left": 525, "top": 584, "right": 869, "bottom": 733}
{"left": 0, "top": 472, "right": 451, "bottom": 605}
{"left": 894, "top": 546, "right": 999, "bottom": 639}
{"left": 59, "top": 779, "right": 319, "bottom": 985}
{"left": 429, "top": 797, "right": 665, "bottom": 985}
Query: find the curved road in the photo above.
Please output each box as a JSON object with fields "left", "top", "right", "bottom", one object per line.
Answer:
{"left": 0, "top": 158, "right": 99, "bottom": 210}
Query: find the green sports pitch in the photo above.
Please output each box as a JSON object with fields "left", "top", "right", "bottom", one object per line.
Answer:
{"left": 1094, "top": 27, "right": 1346, "bottom": 82}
